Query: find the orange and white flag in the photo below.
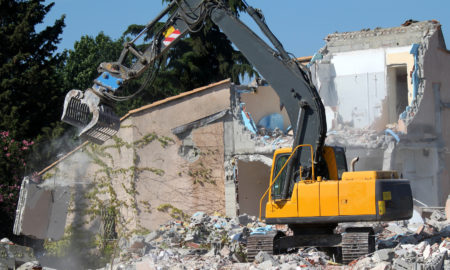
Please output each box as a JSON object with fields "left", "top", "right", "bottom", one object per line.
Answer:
{"left": 163, "top": 26, "right": 181, "bottom": 46}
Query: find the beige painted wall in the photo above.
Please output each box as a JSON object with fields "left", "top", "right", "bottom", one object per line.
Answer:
{"left": 37, "top": 81, "right": 231, "bottom": 237}
{"left": 240, "top": 86, "right": 291, "bottom": 131}
{"left": 386, "top": 51, "right": 414, "bottom": 104}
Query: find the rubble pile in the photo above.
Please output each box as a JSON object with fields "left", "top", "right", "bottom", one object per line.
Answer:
{"left": 350, "top": 209, "right": 450, "bottom": 270}
{"left": 95, "top": 209, "right": 450, "bottom": 270}
{"left": 0, "top": 237, "right": 55, "bottom": 270}
{"left": 253, "top": 130, "right": 293, "bottom": 153}
{"left": 250, "top": 125, "right": 396, "bottom": 153}
{"left": 326, "top": 127, "right": 389, "bottom": 149}
{"left": 94, "top": 212, "right": 336, "bottom": 270}
{"left": 3, "top": 209, "right": 450, "bottom": 269}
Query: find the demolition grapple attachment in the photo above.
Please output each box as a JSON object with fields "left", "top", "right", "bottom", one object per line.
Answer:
{"left": 61, "top": 88, "right": 120, "bottom": 145}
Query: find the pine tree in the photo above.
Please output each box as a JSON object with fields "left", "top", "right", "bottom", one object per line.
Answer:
{"left": 0, "top": 0, "right": 65, "bottom": 140}
{"left": 0, "top": 0, "right": 65, "bottom": 239}
{"left": 109, "top": 0, "right": 256, "bottom": 115}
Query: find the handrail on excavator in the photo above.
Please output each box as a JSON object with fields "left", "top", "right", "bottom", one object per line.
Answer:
{"left": 258, "top": 144, "right": 315, "bottom": 221}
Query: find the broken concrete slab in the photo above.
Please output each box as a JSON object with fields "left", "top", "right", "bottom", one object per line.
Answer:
{"left": 0, "top": 241, "right": 35, "bottom": 269}
{"left": 16, "top": 261, "right": 42, "bottom": 270}
{"left": 446, "top": 196, "right": 450, "bottom": 222}
{"left": 13, "top": 177, "right": 71, "bottom": 240}
{"left": 430, "top": 209, "right": 447, "bottom": 222}
{"left": 372, "top": 249, "right": 395, "bottom": 263}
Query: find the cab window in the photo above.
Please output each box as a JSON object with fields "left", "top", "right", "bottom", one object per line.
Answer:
{"left": 333, "top": 146, "right": 348, "bottom": 179}
{"left": 271, "top": 154, "right": 289, "bottom": 199}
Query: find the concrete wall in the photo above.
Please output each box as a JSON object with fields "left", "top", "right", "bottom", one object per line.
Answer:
{"left": 236, "top": 158, "right": 271, "bottom": 218}
{"left": 314, "top": 21, "right": 450, "bottom": 206}
{"left": 16, "top": 80, "right": 232, "bottom": 239}
{"left": 399, "top": 25, "right": 450, "bottom": 206}
{"left": 126, "top": 81, "right": 231, "bottom": 230}
{"left": 314, "top": 47, "right": 414, "bottom": 131}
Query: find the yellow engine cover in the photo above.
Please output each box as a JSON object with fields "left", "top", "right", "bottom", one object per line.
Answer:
{"left": 266, "top": 171, "right": 396, "bottom": 220}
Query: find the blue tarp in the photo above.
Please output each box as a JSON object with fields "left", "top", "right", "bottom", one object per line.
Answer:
{"left": 250, "top": 225, "right": 273, "bottom": 235}
{"left": 257, "top": 113, "right": 284, "bottom": 132}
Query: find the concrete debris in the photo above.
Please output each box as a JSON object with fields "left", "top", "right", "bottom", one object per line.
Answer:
{"left": 93, "top": 209, "right": 449, "bottom": 270}
{"left": 16, "top": 261, "right": 42, "bottom": 270}
{"left": 0, "top": 238, "right": 36, "bottom": 269}
{"left": 446, "top": 196, "right": 450, "bottom": 222}
{"left": 326, "top": 126, "right": 392, "bottom": 149}
{"left": 4, "top": 208, "right": 450, "bottom": 269}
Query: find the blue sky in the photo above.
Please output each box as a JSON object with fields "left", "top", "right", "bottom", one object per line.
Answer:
{"left": 41, "top": 0, "right": 450, "bottom": 57}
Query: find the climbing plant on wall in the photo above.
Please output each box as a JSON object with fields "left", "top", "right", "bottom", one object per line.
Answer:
{"left": 42, "top": 128, "right": 174, "bottom": 268}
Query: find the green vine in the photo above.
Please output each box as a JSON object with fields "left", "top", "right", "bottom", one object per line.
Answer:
{"left": 157, "top": 203, "right": 190, "bottom": 221}
{"left": 44, "top": 131, "right": 174, "bottom": 263}
{"left": 188, "top": 162, "right": 215, "bottom": 185}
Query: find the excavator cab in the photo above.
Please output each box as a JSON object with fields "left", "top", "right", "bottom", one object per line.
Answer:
{"left": 263, "top": 144, "right": 412, "bottom": 224}
{"left": 270, "top": 145, "right": 347, "bottom": 200}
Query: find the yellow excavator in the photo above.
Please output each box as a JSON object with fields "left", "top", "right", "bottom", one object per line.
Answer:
{"left": 61, "top": 0, "right": 413, "bottom": 263}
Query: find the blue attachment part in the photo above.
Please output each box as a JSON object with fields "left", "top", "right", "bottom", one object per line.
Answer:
{"left": 94, "top": 72, "right": 123, "bottom": 92}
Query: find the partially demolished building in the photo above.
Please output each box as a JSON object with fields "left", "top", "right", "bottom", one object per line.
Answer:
{"left": 14, "top": 20, "right": 450, "bottom": 241}
{"left": 310, "top": 20, "right": 450, "bottom": 207}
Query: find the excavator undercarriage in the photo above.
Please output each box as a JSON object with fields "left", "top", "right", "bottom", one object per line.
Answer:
{"left": 247, "top": 225, "right": 375, "bottom": 264}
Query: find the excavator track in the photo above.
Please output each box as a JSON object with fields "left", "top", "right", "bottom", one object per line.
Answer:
{"left": 341, "top": 229, "right": 375, "bottom": 264}
{"left": 246, "top": 232, "right": 277, "bottom": 262}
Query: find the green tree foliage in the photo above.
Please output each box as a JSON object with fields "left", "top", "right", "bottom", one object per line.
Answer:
{"left": 0, "top": 0, "right": 65, "bottom": 140}
{"left": 62, "top": 0, "right": 257, "bottom": 117}
{"left": 62, "top": 33, "right": 124, "bottom": 91}
{"left": 145, "top": 0, "right": 256, "bottom": 90}
{"left": 0, "top": 0, "right": 65, "bottom": 238}
{"left": 0, "top": 132, "right": 33, "bottom": 233}
{"left": 116, "top": 0, "right": 256, "bottom": 114}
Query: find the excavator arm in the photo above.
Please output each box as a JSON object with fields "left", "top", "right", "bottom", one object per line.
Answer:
{"left": 61, "top": 0, "right": 327, "bottom": 197}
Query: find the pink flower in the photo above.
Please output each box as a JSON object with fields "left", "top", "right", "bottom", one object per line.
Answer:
{"left": 5, "top": 153, "right": 10, "bottom": 157}
{"left": 10, "top": 139, "right": 14, "bottom": 143}
{"left": 22, "top": 140, "right": 33, "bottom": 146}
{"left": 3, "top": 147, "right": 7, "bottom": 151}
{"left": 21, "top": 146, "right": 28, "bottom": 150}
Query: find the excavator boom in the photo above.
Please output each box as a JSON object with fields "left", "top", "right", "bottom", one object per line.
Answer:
{"left": 61, "top": 0, "right": 326, "bottom": 169}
